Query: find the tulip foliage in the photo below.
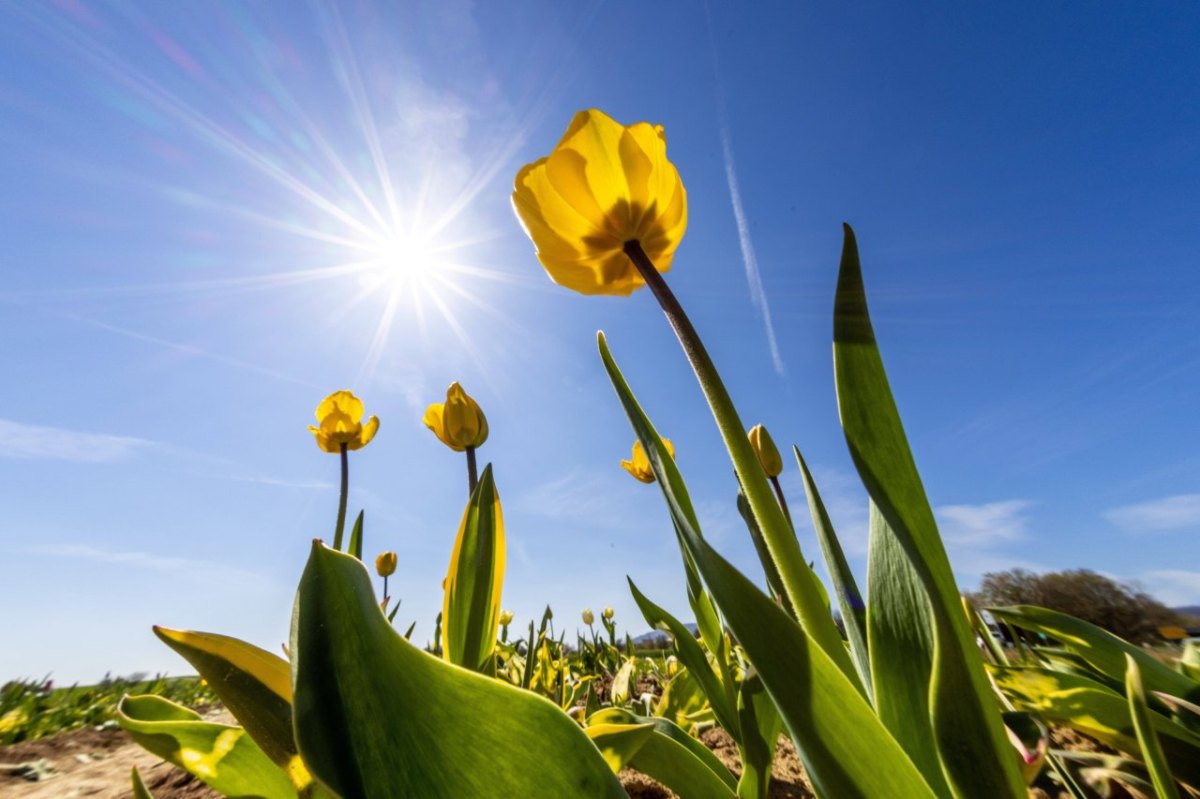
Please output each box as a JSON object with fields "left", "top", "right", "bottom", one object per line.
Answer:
{"left": 117, "top": 108, "right": 1193, "bottom": 799}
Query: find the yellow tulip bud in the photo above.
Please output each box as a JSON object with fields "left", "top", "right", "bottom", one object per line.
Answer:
{"left": 499, "top": 610, "right": 514, "bottom": 626}
{"left": 581, "top": 608, "right": 595, "bottom": 626}
{"left": 308, "top": 390, "right": 379, "bottom": 453}
{"left": 748, "top": 424, "right": 783, "bottom": 478}
{"left": 374, "top": 551, "right": 397, "bottom": 578}
{"left": 423, "top": 382, "right": 488, "bottom": 451}
{"left": 665, "top": 655, "right": 680, "bottom": 678}
{"left": 602, "top": 607, "right": 614, "bottom": 622}
{"left": 512, "top": 109, "right": 688, "bottom": 297}
{"left": 620, "top": 438, "right": 676, "bottom": 484}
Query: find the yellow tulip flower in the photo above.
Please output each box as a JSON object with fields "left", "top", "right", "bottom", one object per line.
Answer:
{"left": 499, "top": 609, "right": 515, "bottom": 627}
{"left": 512, "top": 109, "right": 688, "bottom": 296}
{"left": 423, "top": 382, "right": 488, "bottom": 452}
{"left": 748, "top": 424, "right": 783, "bottom": 478}
{"left": 308, "top": 390, "right": 379, "bottom": 453}
{"left": 620, "top": 438, "right": 676, "bottom": 484}
{"left": 581, "top": 608, "right": 595, "bottom": 626}
{"left": 375, "top": 551, "right": 397, "bottom": 578}
{"left": 602, "top": 607, "right": 614, "bottom": 622}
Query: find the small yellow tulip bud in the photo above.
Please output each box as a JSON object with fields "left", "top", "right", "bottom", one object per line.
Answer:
{"left": 308, "top": 390, "right": 379, "bottom": 453}
{"left": 620, "top": 439, "right": 676, "bottom": 484}
{"left": 423, "top": 382, "right": 488, "bottom": 451}
{"left": 581, "top": 608, "right": 595, "bottom": 626}
{"left": 665, "top": 655, "right": 680, "bottom": 678}
{"left": 499, "top": 610, "right": 514, "bottom": 626}
{"left": 748, "top": 424, "right": 783, "bottom": 478}
{"left": 602, "top": 607, "right": 614, "bottom": 622}
{"left": 375, "top": 551, "right": 397, "bottom": 578}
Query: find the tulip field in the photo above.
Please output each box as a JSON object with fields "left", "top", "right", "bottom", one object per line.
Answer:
{"left": 7, "top": 108, "right": 1200, "bottom": 799}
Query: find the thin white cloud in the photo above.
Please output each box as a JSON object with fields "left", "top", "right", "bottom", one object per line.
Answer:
{"left": 1106, "top": 494, "right": 1200, "bottom": 533}
{"left": 1136, "top": 569, "right": 1200, "bottom": 607}
{"left": 935, "top": 500, "right": 1032, "bottom": 546}
{"left": 24, "top": 543, "right": 267, "bottom": 585}
{"left": 0, "top": 418, "right": 153, "bottom": 463}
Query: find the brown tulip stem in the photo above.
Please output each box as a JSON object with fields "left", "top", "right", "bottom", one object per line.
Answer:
{"left": 333, "top": 443, "right": 349, "bottom": 550}
{"left": 770, "top": 475, "right": 794, "bottom": 529}
{"left": 466, "top": 445, "right": 478, "bottom": 496}
{"left": 622, "top": 239, "right": 859, "bottom": 685}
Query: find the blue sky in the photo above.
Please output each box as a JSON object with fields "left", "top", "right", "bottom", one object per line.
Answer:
{"left": 1, "top": 2, "right": 1197, "bottom": 683}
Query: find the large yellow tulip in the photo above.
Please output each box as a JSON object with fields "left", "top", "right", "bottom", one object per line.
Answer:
{"left": 512, "top": 109, "right": 687, "bottom": 296}
{"left": 423, "top": 382, "right": 488, "bottom": 451}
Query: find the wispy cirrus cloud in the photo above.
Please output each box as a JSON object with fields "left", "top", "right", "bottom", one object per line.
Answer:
{"left": 1105, "top": 494, "right": 1200, "bottom": 533}
{"left": 935, "top": 500, "right": 1032, "bottom": 546}
{"left": 23, "top": 543, "right": 269, "bottom": 585}
{"left": 0, "top": 418, "right": 154, "bottom": 463}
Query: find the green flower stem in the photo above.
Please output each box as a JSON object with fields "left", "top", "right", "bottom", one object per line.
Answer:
{"left": 769, "top": 475, "right": 794, "bottom": 529}
{"left": 333, "top": 444, "right": 349, "bottom": 550}
{"left": 465, "top": 445, "right": 479, "bottom": 496}
{"left": 383, "top": 575, "right": 389, "bottom": 600}
{"left": 623, "top": 240, "right": 859, "bottom": 687}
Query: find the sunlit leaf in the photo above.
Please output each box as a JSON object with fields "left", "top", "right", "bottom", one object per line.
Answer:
{"left": 833, "top": 224, "right": 1025, "bottom": 798}
{"left": 117, "top": 694, "right": 296, "bottom": 799}
{"left": 290, "top": 541, "right": 624, "bottom": 798}
{"left": 1126, "top": 655, "right": 1182, "bottom": 799}
{"left": 442, "top": 464, "right": 505, "bottom": 672}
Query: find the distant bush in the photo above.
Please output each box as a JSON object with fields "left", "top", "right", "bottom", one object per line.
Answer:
{"left": 972, "top": 568, "right": 1182, "bottom": 644}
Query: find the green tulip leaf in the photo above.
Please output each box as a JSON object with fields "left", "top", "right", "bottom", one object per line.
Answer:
{"left": 833, "top": 224, "right": 1025, "bottom": 798}
{"left": 442, "top": 464, "right": 505, "bottom": 672}
{"left": 992, "top": 665, "right": 1200, "bottom": 788}
{"left": 152, "top": 627, "right": 304, "bottom": 785}
{"left": 117, "top": 694, "right": 296, "bottom": 799}
{"left": 989, "top": 605, "right": 1199, "bottom": 701}
{"left": 597, "top": 335, "right": 936, "bottom": 799}
{"left": 347, "top": 510, "right": 364, "bottom": 561}
{"left": 794, "top": 446, "right": 871, "bottom": 694}
{"left": 736, "top": 673, "right": 783, "bottom": 799}
{"left": 584, "top": 722, "right": 656, "bottom": 773}
{"left": 589, "top": 708, "right": 738, "bottom": 798}
{"left": 290, "top": 541, "right": 625, "bottom": 799}
{"left": 628, "top": 578, "right": 738, "bottom": 736}
{"left": 131, "top": 766, "right": 155, "bottom": 799}
{"left": 1126, "top": 655, "right": 1182, "bottom": 799}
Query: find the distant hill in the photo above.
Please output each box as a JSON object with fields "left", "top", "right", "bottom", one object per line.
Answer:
{"left": 631, "top": 623, "right": 697, "bottom": 648}
{"left": 1174, "top": 606, "right": 1200, "bottom": 621}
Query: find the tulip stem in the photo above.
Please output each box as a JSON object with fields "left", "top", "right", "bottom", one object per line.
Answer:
{"left": 465, "top": 446, "right": 478, "bottom": 495}
{"left": 383, "top": 575, "right": 389, "bottom": 601}
{"left": 334, "top": 444, "right": 349, "bottom": 550}
{"left": 769, "top": 475, "right": 794, "bottom": 529}
{"left": 622, "top": 239, "right": 860, "bottom": 687}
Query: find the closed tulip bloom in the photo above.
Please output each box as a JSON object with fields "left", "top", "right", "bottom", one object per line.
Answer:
{"left": 620, "top": 438, "right": 676, "bottom": 484}
{"left": 375, "top": 551, "right": 397, "bottom": 578}
{"left": 423, "top": 382, "right": 488, "bottom": 451}
{"left": 582, "top": 608, "right": 595, "bottom": 626}
{"left": 748, "top": 424, "right": 783, "bottom": 478}
{"left": 499, "top": 610, "right": 514, "bottom": 627}
{"left": 309, "top": 390, "right": 379, "bottom": 453}
{"left": 512, "top": 109, "right": 687, "bottom": 296}
{"left": 602, "top": 607, "right": 614, "bottom": 622}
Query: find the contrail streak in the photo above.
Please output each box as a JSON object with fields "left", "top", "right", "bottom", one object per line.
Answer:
{"left": 703, "top": 1, "right": 785, "bottom": 375}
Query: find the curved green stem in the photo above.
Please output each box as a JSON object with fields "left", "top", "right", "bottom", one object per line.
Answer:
{"left": 623, "top": 240, "right": 859, "bottom": 689}
{"left": 333, "top": 444, "right": 349, "bottom": 550}
{"left": 769, "top": 475, "right": 794, "bottom": 529}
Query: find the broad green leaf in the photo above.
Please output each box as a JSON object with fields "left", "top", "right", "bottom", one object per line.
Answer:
{"left": 832, "top": 224, "right": 1024, "bottom": 798}
{"left": 589, "top": 708, "right": 738, "bottom": 798}
{"left": 655, "top": 667, "right": 709, "bottom": 733}
{"left": 117, "top": 694, "right": 296, "bottom": 799}
{"left": 628, "top": 578, "right": 738, "bottom": 736}
{"left": 989, "top": 605, "right": 1199, "bottom": 702}
{"left": 442, "top": 463, "right": 505, "bottom": 672}
{"left": 794, "top": 446, "right": 871, "bottom": 694}
{"left": 598, "top": 331, "right": 860, "bottom": 692}
{"left": 131, "top": 766, "right": 154, "bottom": 799}
{"left": 291, "top": 541, "right": 624, "bottom": 799}
{"left": 992, "top": 665, "right": 1200, "bottom": 788}
{"left": 152, "top": 626, "right": 304, "bottom": 785}
{"left": 1126, "top": 655, "right": 1182, "bottom": 799}
{"left": 865, "top": 501, "right": 949, "bottom": 798}
{"left": 584, "top": 722, "right": 656, "bottom": 773}
{"left": 600, "top": 332, "right": 933, "bottom": 798}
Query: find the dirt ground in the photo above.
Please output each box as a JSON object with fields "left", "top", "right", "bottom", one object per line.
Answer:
{"left": 0, "top": 718, "right": 1103, "bottom": 799}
